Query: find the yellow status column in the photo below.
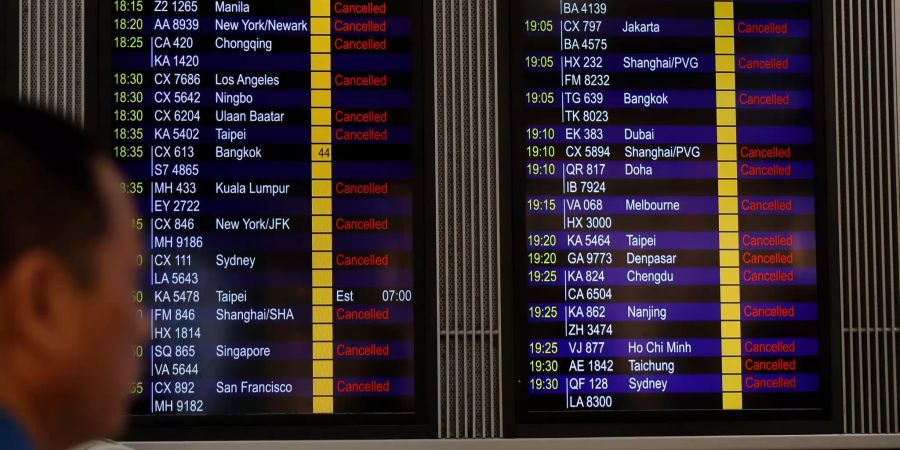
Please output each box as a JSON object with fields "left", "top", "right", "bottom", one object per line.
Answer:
{"left": 310, "top": 0, "right": 334, "bottom": 415}
{"left": 714, "top": 0, "right": 742, "bottom": 411}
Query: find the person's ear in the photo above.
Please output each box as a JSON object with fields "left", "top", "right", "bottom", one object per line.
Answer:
{"left": 1, "top": 250, "right": 82, "bottom": 354}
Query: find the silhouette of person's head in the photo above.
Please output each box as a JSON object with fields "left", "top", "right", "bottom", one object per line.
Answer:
{"left": 0, "top": 101, "right": 147, "bottom": 450}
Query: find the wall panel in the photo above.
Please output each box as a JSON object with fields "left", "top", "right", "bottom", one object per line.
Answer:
{"left": 833, "top": 0, "right": 900, "bottom": 434}
{"left": 19, "top": 0, "right": 83, "bottom": 124}
{"left": 434, "top": 0, "right": 502, "bottom": 438}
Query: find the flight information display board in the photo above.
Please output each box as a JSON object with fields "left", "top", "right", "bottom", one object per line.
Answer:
{"left": 97, "top": 0, "right": 432, "bottom": 439}
{"left": 505, "top": 0, "right": 836, "bottom": 435}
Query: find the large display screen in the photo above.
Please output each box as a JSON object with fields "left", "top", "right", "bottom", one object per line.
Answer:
{"left": 506, "top": 0, "right": 835, "bottom": 434}
{"left": 98, "top": 0, "right": 432, "bottom": 438}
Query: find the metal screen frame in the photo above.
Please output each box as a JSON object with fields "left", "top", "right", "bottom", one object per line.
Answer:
{"left": 83, "top": 0, "right": 439, "bottom": 440}
{"left": 498, "top": 0, "right": 842, "bottom": 438}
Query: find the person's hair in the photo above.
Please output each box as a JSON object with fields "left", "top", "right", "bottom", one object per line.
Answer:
{"left": 0, "top": 100, "right": 111, "bottom": 280}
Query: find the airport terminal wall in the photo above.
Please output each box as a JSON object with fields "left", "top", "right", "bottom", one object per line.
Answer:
{"left": 2, "top": 0, "right": 899, "bottom": 447}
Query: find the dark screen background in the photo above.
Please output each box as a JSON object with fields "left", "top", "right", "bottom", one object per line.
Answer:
{"left": 507, "top": 0, "right": 834, "bottom": 428}
{"left": 98, "top": 0, "right": 432, "bottom": 433}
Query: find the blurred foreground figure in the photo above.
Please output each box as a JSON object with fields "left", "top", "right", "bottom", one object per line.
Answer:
{"left": 0, "top": 102, "right": 147, "bottom": 450}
